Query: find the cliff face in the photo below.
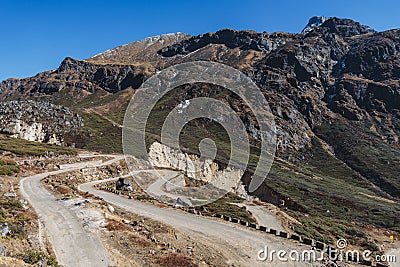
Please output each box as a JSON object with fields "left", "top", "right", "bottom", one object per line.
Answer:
{"left": 148, "top": 142, "right": 244, "bottom": 193}
{"left": 0, "top": 57, "right": 147, "bottom": 101}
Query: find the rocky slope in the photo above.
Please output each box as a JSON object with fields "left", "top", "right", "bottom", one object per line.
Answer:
{"left": 0, "top": 100, "right": 82, "bottom": 144}
{"left": 0, "top": 16, "right": 399, "bottom": 242}
{"left": 87, "top": 32, "right": 190, "bottom": 65}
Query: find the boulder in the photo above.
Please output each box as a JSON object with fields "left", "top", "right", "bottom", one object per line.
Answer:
{"left": 176, "top": 197, "right": 193, "bottom": 207}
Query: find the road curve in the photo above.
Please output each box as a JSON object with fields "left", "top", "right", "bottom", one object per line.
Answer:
{"left": 20, "top": 154, "right": 318, "bottom": 267}
{"left": 20, "top": 155, "right": 124, "bottom": 267}
{"left": 79, "top": 178, "right": 314, "bottom": 267}
{"left": 233, "top": 203, "right": 285, "bottom": 232}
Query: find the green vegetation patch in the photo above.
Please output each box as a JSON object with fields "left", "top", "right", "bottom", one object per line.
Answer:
{"left": 0, "top": 137, "right": 76, "bottom": 156}
{"left": 77, "top": 112, "right": 123, "bottom": 153}
{"left": 203, "top": 194, "right": 256, "bottom": 223}
{"left": 17, "top": 250, "right": 59, "bottom": 266}
{"left": 315, "top": 119, "right": 400, "bottom": 198}
{"left": 261, "top": 137, "right": 400, "bottom": 244}
{"left": 0, "top": 159, "right": 19, "bottom": 175}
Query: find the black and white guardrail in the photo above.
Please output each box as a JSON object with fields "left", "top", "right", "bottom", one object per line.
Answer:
{"left": 99, "top": 187, "right": 390, "bottom": 267}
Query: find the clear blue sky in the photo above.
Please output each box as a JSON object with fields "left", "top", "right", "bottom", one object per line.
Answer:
{"left": 1, "top": 0, "right": 399, "bottom": 81}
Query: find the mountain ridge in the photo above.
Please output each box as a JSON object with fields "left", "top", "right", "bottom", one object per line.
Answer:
{"left": 1, "top": 17, "right": 400, "bottom": 156}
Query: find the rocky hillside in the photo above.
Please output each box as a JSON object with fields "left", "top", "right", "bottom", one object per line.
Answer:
{"left": 0, "top": 17, "right": 399, "bottom": 241}
{"left": 87, "top": 32, "right": 190, "bottom": 65}
{"left": 0, "top": 100, "right": 82, "bottom": 145}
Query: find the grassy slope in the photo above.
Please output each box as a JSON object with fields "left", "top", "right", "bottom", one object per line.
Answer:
{"left": 0, "top": 136, "right": 76, "bottom": 156}
{"left": 51, "top": 87, "right": 130, "bottom": 153}
{"left": 315, "top": 120, "right": 400, "bottom": 197}
{"left": 142, "top": 85, "right": 400, "bottom": 245}
{"left": 77, "top": 112, "right": 122, "bottom": 153}
{"left": 262, "top": 138, "right": 399, "bottom": 244}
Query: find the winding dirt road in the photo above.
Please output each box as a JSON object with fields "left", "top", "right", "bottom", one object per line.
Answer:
{"left": 21, "top": 154, "right": 319, "bottom": 267}
{"left": 79, "top": 177, "right": 315, "bottom": 267}
{"left": 20, "top": 155, "right": 123, "bottom": 267}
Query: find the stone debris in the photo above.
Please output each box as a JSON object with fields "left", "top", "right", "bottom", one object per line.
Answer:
{"left": 3, "top": 192, "right": 16, "bottom": 198}
{"left": 107, "top": 205, "right": 115, "bottom": 213}
{"left": 176, "top": 197, "right": 193, "bottom": 207}
{"left": 0, "top": 245, "right": 6, "bottom": 257}
{"left": 59, "top": 198, "right": 106, "bottom": 232}
{"left": 0, "top": 100, "right": 83, "bottom": 144}
{"left": 19, "top": 199, "right": 29, "bottom": 210}
{"left": 0, "top": 223, "right": 10, "bottom": 236}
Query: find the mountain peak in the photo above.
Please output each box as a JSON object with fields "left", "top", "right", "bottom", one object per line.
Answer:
{"left": 303, "top": 16, "right": 375, "bottom": 37}
{"left": 87, "top": 32, "right": 190, "bottom": 64}
{"left": 301, "top": 16, "right": 327, "bottom": 33}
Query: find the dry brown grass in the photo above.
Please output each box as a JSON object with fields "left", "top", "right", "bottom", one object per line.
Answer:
{"left": 55, "top": 185, "right": 70, "bottom": 195}
{"left": 105, "top": 219, "right": 131, "bottom": 231}
{"left": 0, "top": 256, "right": 33, "bottom": 266}
{"left": 156, "top": 253, "right": 196, "bottom": 267}
{"left": 128, "top": 233, "right": 153, "bottom": 247}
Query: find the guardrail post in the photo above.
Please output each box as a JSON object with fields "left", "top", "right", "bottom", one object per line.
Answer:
{"left": 231, "top": 218, "right": 239, "bottom": 223}
{"left": 362, "top": 260, "right": 372, "bottom": 266}
{"left": 303, "top": 238, "right": 314, "bottom": 246}
{"left": 376, "top": 263, "right": 389, "bottom": 267}
{"left": 279, "top": 231, "right": 288, "bottom": 238}
{"left": 259, "top": 225, "right": 267, "bottom": 232}
{"left": 315, "top": 241, "right": 325, "bottom": 250}
{"left": 249, "top": 223, "right": 258, "bottom": 229}
{"left": 223, "top": 215, "right": 231, "bottom": 222}
{"left": 290, "top": 234, "right": 301, "bottom": 241}
{"left": 240, "top": 220, "right": 249, "bottom": 226}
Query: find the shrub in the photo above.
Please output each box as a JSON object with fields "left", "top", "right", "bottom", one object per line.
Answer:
{"left": 9, "top": 221, "right": 26, "bottom": 239}
{"left": 18, "top": 250, "right": 46, "bottom": 264}
{"left": 361, "top": 240, "right": 380, "bottom": 251}
{"left": 46, "top": 256, "right": 59, "bottom": 266}
{"left": 0, "top": 210, "right": 5, "bottom": 223}
{"left": 345, "top": 228, "right": 367, "bottom": 238}
{"left": 0, "top": 163, "right": 19, "bottom": 175}
{"left": 0, "top": 200, "right": 23, "bottom": 209}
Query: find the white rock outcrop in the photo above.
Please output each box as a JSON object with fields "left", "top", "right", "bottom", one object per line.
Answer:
{"left": 5, "top": 119, "right": 61, "bottom": 144}
{"left": 0, "top": 100, "right": 83, "bottom": 145}
{"left": 148, "top": 142, "right": 246, "bottom": 195}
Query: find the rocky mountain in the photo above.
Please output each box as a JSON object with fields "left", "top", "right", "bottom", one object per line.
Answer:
{"left": 1, "top": 17, "right": 399, "bottom": 241}
{"left": 87, "top": 32, "right": 190, "bottom": 65}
